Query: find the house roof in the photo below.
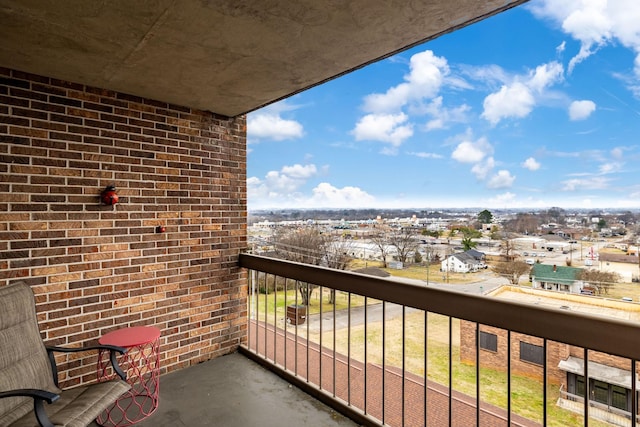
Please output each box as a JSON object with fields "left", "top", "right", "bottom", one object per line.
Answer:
{"left": 466, "top": 249, "right": 485, "bottom": 260}
{"left": 0, "top": 0, "right": 527, "bottom": 117}
{"left": 531, "top": 264, "right": 582, "bottom": 285}
{"left": 449, "top": 252, "right": 483, "bottom": 265}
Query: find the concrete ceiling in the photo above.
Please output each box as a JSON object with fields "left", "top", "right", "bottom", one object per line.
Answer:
{"left": 0, "top": 0, "right": 528, "bottom": 117}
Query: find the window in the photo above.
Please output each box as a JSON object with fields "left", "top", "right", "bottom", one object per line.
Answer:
{"left": 574, "top": 375, "right": 585, "bottom": 398}
{"left": 479, "top": 331, "right": 497, "bottom": 352}
{"left": 519, "top": 341, "right": 544, "bottom": 365}
{"left": 593, "top": 380, "right": 609, "bottom": 405}
{"left": 567, "top": 374, "right": 631, "bottom": 412}
{"left": 611, "top": 385, "right": 628, "bottom": 410}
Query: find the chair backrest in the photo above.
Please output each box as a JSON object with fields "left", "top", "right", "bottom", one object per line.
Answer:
{"left": 0, "top": 282, "right": 61, "bottom": 425}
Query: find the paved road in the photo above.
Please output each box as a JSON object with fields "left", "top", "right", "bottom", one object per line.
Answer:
{"left": 303, "top": 274, "right": 505, "bottom": 333}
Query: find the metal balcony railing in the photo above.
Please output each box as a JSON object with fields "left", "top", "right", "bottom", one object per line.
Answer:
{"left": 238, "top": 253, "right": 640, "bottom": 427}
{"left": 558, "top": 384, "right": 640, "bottom": 426}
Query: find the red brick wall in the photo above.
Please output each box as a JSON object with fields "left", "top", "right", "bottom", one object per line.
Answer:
{"left": 0, "top": 68, "right": 247, "bottom": 388}
{"left": 460, "top": 321, "right": 635, "bottom": 387}
{"left": 460, "top": 321, "right": 568, "bottom": 384}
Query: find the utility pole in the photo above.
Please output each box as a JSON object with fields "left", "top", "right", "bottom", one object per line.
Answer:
{"left": 426, "top": 254, "right": 430, "bottom": 286}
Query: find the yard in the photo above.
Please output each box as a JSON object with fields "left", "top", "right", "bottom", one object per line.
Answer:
{"left": 252, "top": 288, "right": 610, "bottom": 427}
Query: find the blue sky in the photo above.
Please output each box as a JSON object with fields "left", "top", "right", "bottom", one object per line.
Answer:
{"left": 247, "top": 0, "right": 640, "bottom": 211}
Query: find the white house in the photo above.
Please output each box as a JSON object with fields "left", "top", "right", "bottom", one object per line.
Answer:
{"left": 441, "top": 251, "right": 486, "bottom": 273}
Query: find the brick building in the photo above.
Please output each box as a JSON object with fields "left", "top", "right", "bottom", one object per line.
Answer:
{"left": 0, "top": 71, "right": 248, "bottom": 386}
{"left": 460, "top": 286, "right": 640, "bottom": 421}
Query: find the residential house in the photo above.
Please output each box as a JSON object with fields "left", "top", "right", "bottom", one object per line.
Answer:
{"left": 531, "top": 263, "right": 584, "bottom": 294}
{"left": 441, "top": 250, "right": 486, "bottom": 273}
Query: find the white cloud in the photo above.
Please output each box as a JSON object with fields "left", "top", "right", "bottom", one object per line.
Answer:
{"left": 422, "top": 97, "right": 470, "bottom": 130}
{"left": 481, "top": 61, "right": 563, "bottom": 125}
{"left": 611, "top": 147, "right": 624, "bottom": 159}
{"left": 528, "top": 62, "right": 564, "bottom": 93}
{"left": 363, "top": 50, "right": 450, "bottom": 113}
{"left": 247, "top": 113, "right": 304, "bottom": 141}
{"left": 598, "top": 162, "right": 622, "bottom": 174}
{"left": 530, "top": 0, "right": 640, "bottom": 78}
{"left": 351, "top": 113, "right": 414, "bottom": 149}
{"left": 247, "top": 164, "right": 319, "bottom": 202}
{"left": 460, "top": 64, "right": 509, "bottom": 87}
{"left": 451, "top": 137, "right": 493, "bottom": 163}
{"left": 487, "top": 170, "right": 516, "bottom": 189}
{"left": 409, "top": 151, "right": 444, "bottom": 159}
{"left": 280, "top": 164, "right": 318, "bottom": 179}
{"left": 308, "top": 183, "right": 376, "bottom": 208}
{"left": 482, "top": 82, "right": 535, "bottom": 125}
{"left": 471, "top": 157, "right": 495, "bottom": 180}
{"left": 569, "top": 100, "right": 596, "bottom": 120}
{"left": 522, "top": 157, "right": 541, "bottom": 171}
{"left": 561, "top": 176, "right": 611, "bottom": 191}
{"left": 487, "top": 192, "right": 517, "bottom": 205}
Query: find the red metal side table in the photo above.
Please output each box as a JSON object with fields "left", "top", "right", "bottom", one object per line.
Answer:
{"left": 96, "top": 326, "right": 161, "bottom": 427}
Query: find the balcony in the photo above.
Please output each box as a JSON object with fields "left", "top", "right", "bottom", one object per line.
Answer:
{"left": 90, "top": 351, "right": 357, "bottom": 427}
{"left": 232, "top": 253, "right": 640, "bottom": 427}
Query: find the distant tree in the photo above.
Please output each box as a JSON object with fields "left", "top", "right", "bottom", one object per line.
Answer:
{"left": 618, "top": 211, "right": 636, "bottom": 225}
{"left": 455, "top": 226, "right": 480, "bottom": 251}
{"left": 577, "top": 269, "right": 620, "bottom": 295}
{"left": 421, "top": 229, "right": 442, "bottom": 238}
{"left": 499, "top": 239, "right": 517, "bottom": 261}
{"left": 492, "top": 261, "right": 531, "bottom": 285}
{"left": 461, "top": 236, "right": 477, "bottom": 251}
{"left": 597, "top": 219, "right": 607, "bottom": 230}
{"left": 457, "top": 226, "right": 482, "bottom": 239}
{"left": 503, "top": 212, "right": 540, "bottom": 234}
{"left": 388, "top": 228, "right": 420, "bottom": 265}
{"left": 323, "top": 238, "right": 353, "bottom": 303}
{"left": 489, "top": 226, "right": 501, "bottom": 240}
{"left": 544, "top": 207, "right": 566, "bottom": 225}
{"left": 273, "top": 227, "right": 325, "bottom": 305}
{"left": 370, "top": 231, "right": 392, "bottom": 268}
{"left": 478, "top": 209, "right": 493, "bottom": 224}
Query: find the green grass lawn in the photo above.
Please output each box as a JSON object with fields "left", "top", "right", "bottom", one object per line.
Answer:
{"left": 320, "top": 311, "right": 603, "bottom": 427}
{"left": 252, "top": 289, "right": 610, "bottom": 426}
{"left": 250, "top": 261, "right": 633, "bottom": 426}
{"left": 252, "top": 288, "right": 372, "bottom": 321}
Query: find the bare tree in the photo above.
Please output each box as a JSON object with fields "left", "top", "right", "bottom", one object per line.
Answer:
{"left": 503, "top": 213, "right": 540, "bottom": 234}
{"left": 273, "top": 227, "right": 353, "bottom": 305}
{"left": 388, "top": 227, "right": 420, "bottom": 265}
{"left": 499, "top": 239, "right": 517, "bottom": 261}
{"left": 492, "top": 260, "right": 531, "bottom": 285}
{"left": 577, "top": 269, "right": 621, "bottom": 295}
{"left": 323, "top": 238, "right": 353, "bottom": 303}
{"left": 272, "top": 227, "right": 326, "bottom": 305}
{"left": 370, "top": 231, "right": 392, "bottom": 268}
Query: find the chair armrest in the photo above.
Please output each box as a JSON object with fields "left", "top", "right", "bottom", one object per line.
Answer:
{"left": 46, "top": 345, "right": 128, "bottom": 386}
{"left": 46, "top": 344, "right": 127, "bottom": 354}
{"left": 0, "top": 388, "right": 59, "bottom": 403}
{"left": 0, "top": 389, "right": 59, "bottom": 427}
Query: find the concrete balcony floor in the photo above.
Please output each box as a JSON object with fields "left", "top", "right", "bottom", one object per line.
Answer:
{"left": 91, "top": 351, "right": 359, "bottom": 427}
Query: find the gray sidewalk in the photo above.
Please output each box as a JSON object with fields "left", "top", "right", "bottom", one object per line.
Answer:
{"left": 91, "top": 352, "right": 359, "bottom": 427}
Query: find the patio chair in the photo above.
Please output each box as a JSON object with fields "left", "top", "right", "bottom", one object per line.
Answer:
{"left": 0, "top": 282, "right": 130, "bottom": 427}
